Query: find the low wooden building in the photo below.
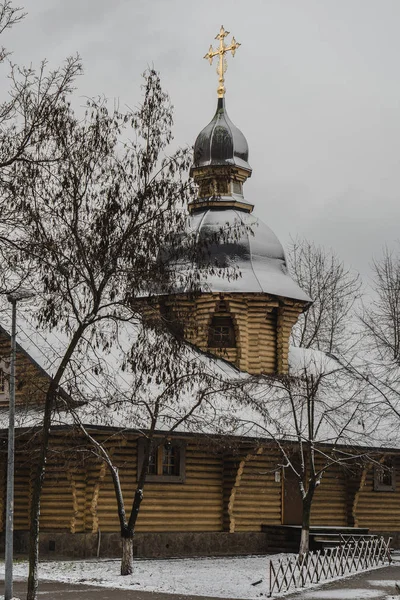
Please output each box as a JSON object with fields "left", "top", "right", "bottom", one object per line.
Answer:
{"left": 0, "top": 416, "right": 399, "bottom": 558}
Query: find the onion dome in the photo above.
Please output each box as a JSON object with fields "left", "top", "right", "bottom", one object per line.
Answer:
{"left": 189, "top": 98, "right": 253, "bottom": 214}
{"left": 192, "top": 98, "right": 251, "bottom": 173}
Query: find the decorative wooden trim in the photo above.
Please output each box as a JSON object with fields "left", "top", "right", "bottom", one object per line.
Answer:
{"left": 67, "top": 470, "right": 79, "bottom": 534}
{"left": 188, "top": 199, "right": 253, "bottom": 213}
{"left": 276, "top": 306, "right": 284, "bottom": 375}
{"left": 352, "top": 465, "right": 370, "bottom": 527}
{"left": 90, "top": 462, "right": 107, "bottom": 534}
{"left": 228, "top": 446, "right": 265, "bottom": 533}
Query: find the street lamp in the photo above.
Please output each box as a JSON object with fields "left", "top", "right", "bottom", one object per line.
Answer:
{"left": 4, "top": 289, "right": 34, "bottom": 600}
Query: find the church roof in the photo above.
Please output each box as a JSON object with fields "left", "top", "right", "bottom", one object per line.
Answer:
{"left": 0, "top": 314, "right": 396, "bottom": 451}
{"left": 183, "top": 43, "right": 310, "bottom": 304}
{"left": 172, "top": 208, "right": 312, "bottom": 303}
{"left": 192, "top": 98, "right": 251, "bottom": 173}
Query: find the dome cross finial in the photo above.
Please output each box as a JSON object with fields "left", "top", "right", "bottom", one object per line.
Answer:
{"left": 204, "top": 25, "right": 241, "bottom": 98}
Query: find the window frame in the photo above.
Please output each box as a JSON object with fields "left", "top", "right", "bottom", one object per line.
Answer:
{"left": 208, "top": 315, "right": 236, "bottom": 349}
{"left": 137, "top": 438, "right": 186, "bottom": 484}
{"left": 231, "top": 180, "right": 243, "bottom": 195}
{"left": 374, "top": 457, "right": 396, "bottom": 492}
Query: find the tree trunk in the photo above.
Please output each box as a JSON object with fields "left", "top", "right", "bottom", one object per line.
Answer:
{"left": 27, "top": 324, "right": 87, "bottom": 600}
{"left": 26, "top": 506, "right": 39, "bottom": 600}
{"left": 27, "top": 403, "right": 52, "bottom": 600}
{"left": 299, "top": 487, "right": 315, "bottom": 556}
{"left": 119, "top": 442, "right": 151, "bottom": 575}
{"left": 121, "top": 536, "right": 134, "bottom": 575}
{"left": 299, "top": 502, "right": 311, "bottom": 556}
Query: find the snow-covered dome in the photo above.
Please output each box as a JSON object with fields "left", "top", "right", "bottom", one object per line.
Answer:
{"left": 169, "top": 95, "right": 310, "bottom": 304}
{"left": 177, "top": 209, "right": 311, "bottom": 302}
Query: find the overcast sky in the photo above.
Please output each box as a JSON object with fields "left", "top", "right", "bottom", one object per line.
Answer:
{"left": 3, "top": 0, "right": 400, "bottom": 283}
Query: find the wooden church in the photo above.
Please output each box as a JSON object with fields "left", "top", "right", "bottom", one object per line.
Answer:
{"left": 0, "top": 27, "right": 399, "bottom": 558}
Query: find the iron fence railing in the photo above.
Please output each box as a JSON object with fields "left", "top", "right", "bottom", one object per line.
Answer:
{"left": 268, "top": 536, "right": 392, "bottom": 597}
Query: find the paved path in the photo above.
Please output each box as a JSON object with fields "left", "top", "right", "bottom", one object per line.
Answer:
{"left": 287, "top": 560, "right": 400, "bottom": 599}
{"left": 1, "top": 579, "right": 236, "bottom": 600}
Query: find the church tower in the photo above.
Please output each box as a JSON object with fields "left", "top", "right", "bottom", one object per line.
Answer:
{"left": 162, "top": 27, "right": 310, "bottom": 375}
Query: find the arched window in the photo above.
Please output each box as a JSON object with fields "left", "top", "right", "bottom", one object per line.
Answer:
{"left": 208, "top": 315, "right": 236, "bottom": 348}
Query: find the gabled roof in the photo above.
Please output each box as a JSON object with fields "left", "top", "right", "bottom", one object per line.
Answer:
{"left": 0, "top": 311, "right": 396, "bottom": 451}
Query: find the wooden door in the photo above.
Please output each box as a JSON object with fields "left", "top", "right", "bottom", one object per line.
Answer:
{"left": 283, "top": 463, "right": 303, "bottom": 525}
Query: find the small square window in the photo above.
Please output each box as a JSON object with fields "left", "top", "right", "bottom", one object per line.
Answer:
{"left": 208, "top": 316, "right": 236, "bottom": 348}
{"left": 232, "top": 181, "right": 242, "bottom": 195}
{"left": 138, "top": 439, "right": 186, "bottom": 483}
{"left": 374, "top": 458, "right": 396, "bottom": 492}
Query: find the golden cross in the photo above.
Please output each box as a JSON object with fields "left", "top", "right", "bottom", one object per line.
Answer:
{"left": 204, "top": 25, "right": 241, "bottom": 98}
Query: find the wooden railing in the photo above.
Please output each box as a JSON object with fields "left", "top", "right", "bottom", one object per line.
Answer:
{"left": 268, "top": 536, "right": 392, "bottom": 597}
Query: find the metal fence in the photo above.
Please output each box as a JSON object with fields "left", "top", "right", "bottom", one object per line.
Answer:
{"left": 268, "top": 536, "right": 392, "bottom": 597}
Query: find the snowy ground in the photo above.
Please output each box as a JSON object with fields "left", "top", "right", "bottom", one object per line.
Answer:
{"left": 0, "top": 554, "right": 396, "bottom": 600}
{"left": 0, "top": 554, "right": 284, "bottom": 599}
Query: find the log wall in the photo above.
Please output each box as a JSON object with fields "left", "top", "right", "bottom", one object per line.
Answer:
{"left": 8, "top": 431, "right": 400, "bottom": 540}
{"left": 227, "top": 447, "right": 282, "bottom": 532}
{"left": 162, "top": 293, "right": 305, "bottom": 375}
{"left": 93, "top": 440, "right": 224, "bottom": 533}
{"left": 10, "top": 434, "right": 225, "bottom": 535}
{"left": 354, "top": 458, "right": 400, "bottom": 531}
{"left": 14, "top": 453, "right": 32, "bottom": 531}
{"left": 310, "top": 462, "right": 348, "bottom": 527}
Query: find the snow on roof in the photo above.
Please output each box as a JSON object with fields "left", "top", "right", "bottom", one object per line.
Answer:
{"left": 288, "top": 346, "right": 340, "bottom": 376}
{"left": 0, "top": 307, "right": 397, "bottom": 451}
{"left": 169, "top": 210, "right": 312, "bottom": 302}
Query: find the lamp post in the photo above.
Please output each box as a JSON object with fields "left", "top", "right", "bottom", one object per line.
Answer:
{"left": 4, "top": 289, "right": 34, "bottom": 600}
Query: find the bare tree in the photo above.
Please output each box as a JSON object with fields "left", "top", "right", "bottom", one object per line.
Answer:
{"left": 0, "top": 5, "right": 243, "bottom": 596}
{"left": 0, "top": 66, "right": 211, "bottom": 599}
{"left": 56, "top": 324, "right": 244, "bottom": 575}
{"left": 2, "top": 63, "right": 243, "bottom": 598}
{"left": 0, "top": 1, "right": 25, "bottom": 63}
{"left": 0, "top": 1, "right": 81, "bottom": 171}
{"left": 0, "top": 1, "right": 81, "bottom": 296}
{"left": 288, "top": 239, "right": 361, "bottom": 356}
{"left": 362, "top": 248, "right": 400, "bottom": 364}
{"left": 279, "top": 239, "right": 370, "bottom": 552}
{"left": 241, "top": 349, "right": 373, "bottom": 555}
{"left": 355, "top": 247, "right": 400, "bottom": 440}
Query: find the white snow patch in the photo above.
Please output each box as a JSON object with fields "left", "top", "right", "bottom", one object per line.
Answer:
{"left": 0, "top": 556, "right": 277, "bottom": 599}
